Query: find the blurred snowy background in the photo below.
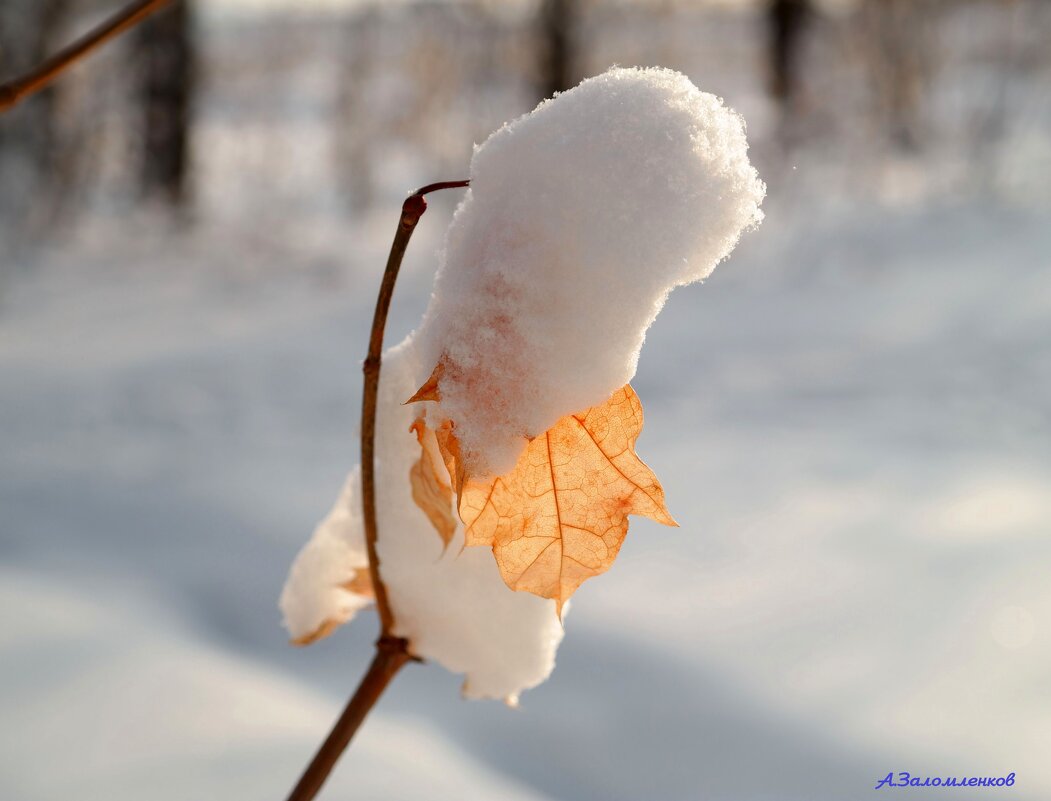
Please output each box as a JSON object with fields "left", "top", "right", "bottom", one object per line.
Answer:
{"left": 2, "top": 0, "right": 1050, "bottom": 799}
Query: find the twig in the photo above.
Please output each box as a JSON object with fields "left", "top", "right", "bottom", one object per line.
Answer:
{"left": 361, "top": 182, "right": 468, "bottom": 633}
{"left": 0, "top": 0, "right": 173, "bottom": 114}
{"left": 284, "top": 179, "right": 469, "bottom": 801}
{"left": 362, "top": 179, "right": 470, "bottom": 634}
{"left": 283, "top": 638, "right": 412, "bottom": 801}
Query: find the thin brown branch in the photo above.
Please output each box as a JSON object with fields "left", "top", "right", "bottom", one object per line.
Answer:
{"left": 361, "top": 179, "right": 470, "bottom": 636}
{"left": 0, "top": 0, "right": 174, "bottom": 114}
{"left": 284, "top": 638, "right": 412, "bottom": 801}
{"left": 284, "top": 179, "right": 469, "bottom": 801}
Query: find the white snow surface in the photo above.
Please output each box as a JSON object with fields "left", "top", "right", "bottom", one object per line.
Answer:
{"left": 282, "top": 67, "right": 762, "bottom": 699}
{"left": 416, "top": 67, "right": 765, "bottom": 474}
{"left": 4, "top": 197, "right": 1051, "bottom": 800}
{"left": 0, "top": 571, "right": 553, "bottom": 801}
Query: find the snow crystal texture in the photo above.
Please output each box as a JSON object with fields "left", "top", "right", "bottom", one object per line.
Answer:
{"left": 282, "top": 66, "right": 762, "bottom": 701}
{"left": 280, "top": 468, "right": 372, "bottom": 642}
{"left": 417, "top": 66, "right": 766, "bottom": 474}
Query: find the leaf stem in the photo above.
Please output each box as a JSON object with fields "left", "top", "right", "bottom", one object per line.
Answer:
{"left": 284, "top": 179, "right": 469, "bottom": 801}
{"left": 0, "top": 0, "right": 174, "bottom": 114}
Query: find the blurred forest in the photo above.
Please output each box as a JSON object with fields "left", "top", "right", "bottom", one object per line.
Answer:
{"left": 1, "top": 0, "right": 1049, "bottom": 256}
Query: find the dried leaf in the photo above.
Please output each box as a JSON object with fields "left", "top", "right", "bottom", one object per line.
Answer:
{"left": 342, "top": 571, "right": 375, "bottom": 598}
{"left": 409, "top": 419, "right": 457, "bottom": 548}
{"left": 405, "top": 361, "right": 444, "bottom": 404}
{"left": 433, "top": 418, "right": 466, "bottom": 499}
{"left": 434, "top": 384, "right": 676, "bottom": 614}
{"left": 291, "top": 618, "right": 344, "bottom": 647}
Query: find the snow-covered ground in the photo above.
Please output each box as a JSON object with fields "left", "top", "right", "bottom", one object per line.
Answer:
{"left": 3, "top": 191, "right": 1048, "bottom": 800}
{"left": 3, "top": 4, "right": 1051, "bottom": 799}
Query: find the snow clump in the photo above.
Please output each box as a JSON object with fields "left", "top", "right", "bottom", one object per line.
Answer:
{"left": 416, "top": 66, "right": 766, "bottom": 475}
{"left": 281, "top": 66, "right": 764, "bottom": 701}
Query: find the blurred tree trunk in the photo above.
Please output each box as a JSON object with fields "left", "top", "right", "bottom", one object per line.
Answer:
{"left": 132, "top": 0, "right": 194, "bottom": 206}
{"left": 767, "top": 0, "right": 810, "bottom": 105}
{"left": 536, "top": 0, "right": 575, "bottom": 101}
{"left": 861, "top": 0, "right": 938, "bottom": 151}
{"left": 0, "top": 0, "right": 70, "bottom": 234}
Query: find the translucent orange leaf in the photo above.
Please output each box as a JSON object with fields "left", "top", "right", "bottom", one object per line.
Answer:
{"left": 409, "top": 418, "right": 458, "bottom": 548}
{"left": 433, "top": 384, "right": 676, "bottom": 615}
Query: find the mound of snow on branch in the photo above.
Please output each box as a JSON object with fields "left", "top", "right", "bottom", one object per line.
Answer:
{"left": 281, "top": 66, "right": 763, "bottom": 701}
{"left": 417, "top": 66, "right": 766, "bottom": 474}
